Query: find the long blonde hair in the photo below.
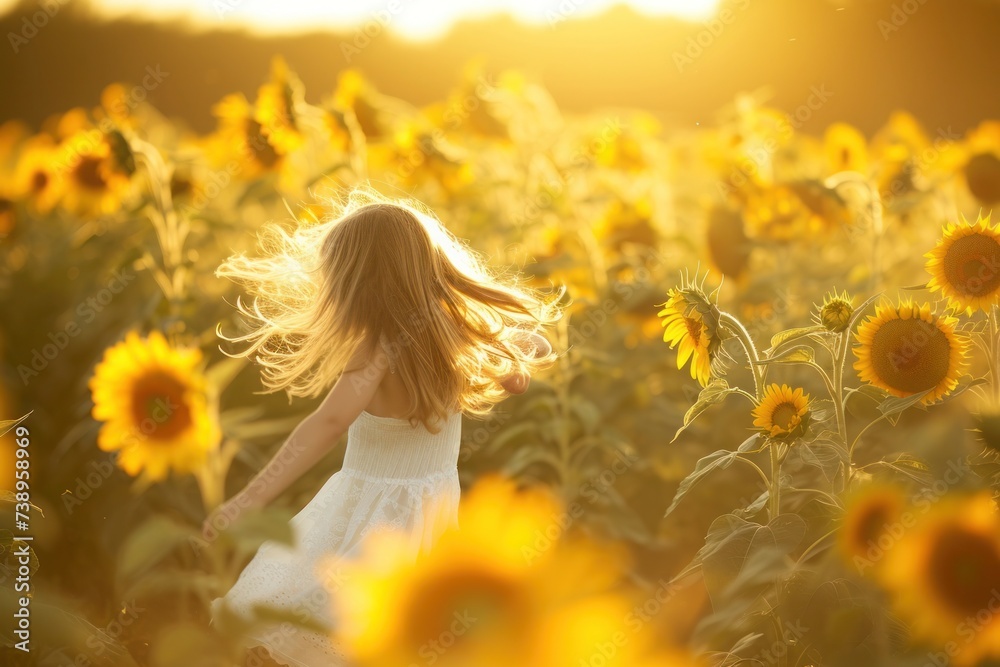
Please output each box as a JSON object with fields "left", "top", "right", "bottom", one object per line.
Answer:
{"left": 217, "top": 188, "right": 562, "bottom": 429}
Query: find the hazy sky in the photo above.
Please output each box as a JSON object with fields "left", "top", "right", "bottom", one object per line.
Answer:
{"left": 0, "top": 0, "right": 723, "bottom": 38}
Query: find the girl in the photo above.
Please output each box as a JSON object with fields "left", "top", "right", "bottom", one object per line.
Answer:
{"left": 205, "top": 189, "right": 559, "bottom": 666}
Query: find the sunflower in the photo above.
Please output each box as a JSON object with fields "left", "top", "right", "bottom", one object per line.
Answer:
{"left": 0, "top": 195, "right": 15, "bottom": 241}
{"left": 705, "top": 207, "right": 752, "bottom": 280}
{"left": 368, "top": 122, "right": 474, "bottom": 195}
{"left": 58, "top": 131, "right": 131, "bottom": 217}
{"left": 752, "top": 384, "right": 810, "bottom": 440}
{"left": 89, "top": 331, "right": 219, "bottom": 481}
{"left": 593, "top": 198, "right": 658, "bottom": 252}
{"left": 871, "top": 111, "right": 930, "bottom": 203}
{"left": 816, "top": 289, "right": 855, "bottom": 333}
{"left": 853, "top": 300, "right": 967, "bottom": 405}
{"left": 331, "top": 476, "right": 687, "bottom": 667}
{"left": 211, "top": 93, "right": 284, "bottom": 177}
{"left": 960, "top": 121, "right": 1000, "bottom": 206}
{"left": 333, "top": 70, "right": 389, "bottom": 141}
{"left": 254, "top": 57, "right": 305, "bottom": 155}
{"left": 742, "top": 184, "right": 825, "bottom": 241}
{"left": 590, "top": 114, "right": 659, "bottom": 173}
{"left": 838, "top": 483, "right": 907, "bottom": 572}
{"left": 881, "top": 494, "right": 1000, "bottom": 665}
{"left": 925, "top": 213, "right": 1000, "bottom": 314}
{"left": 14, "top": 136, "right": 64, "bottom": 213}
{"left": 656, "top": 282, "right": 722, "bottom": 387}
{"left": 824, "top": 122, "right": 869, "bottom": 175}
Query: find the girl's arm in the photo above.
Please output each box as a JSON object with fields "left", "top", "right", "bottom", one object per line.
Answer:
{"left": 500, "top": 331, "right": 552, "bottom": 395}
{"left": 203, "top": 340, "right": 388, "bottom": 538}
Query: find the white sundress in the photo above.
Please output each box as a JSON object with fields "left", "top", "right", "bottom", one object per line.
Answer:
{"left": 209, "top": 408, "right": 462, "bottom": 666}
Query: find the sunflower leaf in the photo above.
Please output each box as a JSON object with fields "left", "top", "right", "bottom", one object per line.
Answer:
{"left": 117, "top": 516, "right": 197, "bottom": 586}
{"left": 0, "top": 412, "right": 31, "bottom": 439}
{"left": 754, "top": 345, "right": 815, "bottom": 365}
{"left": 767, "top": 326, "right": 826, "bottom": 355}
{"left": 664, "top": 449, "right": 739, "bottom": 518}
{"left": 671, "top": 379, "right": 738, "bottom": 443}
{"left": 878, "top": 390, "right": 930, "bottom": 416}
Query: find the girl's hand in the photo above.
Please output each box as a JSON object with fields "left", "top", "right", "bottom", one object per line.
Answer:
{"left": 201, "top": 491, "right": 262, "bottom": 542}
{"left": 510, "top": 331, "right": 552, "bottom": 359}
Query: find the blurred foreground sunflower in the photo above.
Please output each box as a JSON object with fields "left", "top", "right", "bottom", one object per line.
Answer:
{"left": 926, "top": 213, "right": 1000, "bottom": 315}
{"left": 838, "top": 483, "right": 907, "bottom": 572}
{"left": 89, "top": 331, "right": 219, "bottom": 481}
{"left": 853, "top": 300, "right": 967, "bottom": 405}
{"left": 881, "top": 494, "right": 1000, "bottom": 665}
{"left": 752, "top": 384, "right": 810, "bottom": 440}
{"left": 332, "top": 476, "right": 693, "bottom": 667}
{"left": 656, "top": 279, "right": 722, "bottom": 387}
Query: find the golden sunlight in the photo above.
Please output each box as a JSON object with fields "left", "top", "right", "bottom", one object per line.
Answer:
{"left": 17, "top": 0, "right": 721, "bottom": 38}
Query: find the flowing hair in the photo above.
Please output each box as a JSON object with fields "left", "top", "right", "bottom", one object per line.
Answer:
{"left": 217, "top": 188, "right": 563, "bottom": 429}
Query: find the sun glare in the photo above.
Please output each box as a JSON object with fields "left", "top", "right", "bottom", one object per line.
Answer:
{"left": 19, "top": 0, "right": 721, "bottom": 38}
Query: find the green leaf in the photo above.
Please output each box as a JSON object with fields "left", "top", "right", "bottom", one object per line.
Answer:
{"left": 866, "top": 453, "right": 932, "bottom": 485}
{"left": 117, "top": 516, "right": 196, "bottom": 585}
{"left": 0, "top": 490, "right": 44, "bottom": 515}
{"left": 671, "top": 379, "right": 739, "bottom": 442}
{"left": 571, "top": 397, "right": 602, "bottom": 432}
{"left": 878, "top": 390, "right": 930, "bottom": 416}
{"left": 0, "top": 412, "right": 31, "bottom": 438}
{"left": 664, "top": 450, "right": 739, "bottom": 518}
{"left": 737, "top": 434, "right": 765, "bottom": 454}
{"left": 768, "top": 326, "right": 826, "bottom": 353}
{"left": 756, "top": 345, "right": 815, "bottom": 365}
{"left": 697, "top": 513, "right": 807, "bottom": 609}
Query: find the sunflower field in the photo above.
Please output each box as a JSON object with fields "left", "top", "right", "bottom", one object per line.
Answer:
{"left": 3, "top": 34, "right": 1000, "bottom": 667}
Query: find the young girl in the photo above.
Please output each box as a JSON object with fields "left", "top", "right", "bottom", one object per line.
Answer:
{"left": 205, "top": 189, "right": 559, "bottom": 666}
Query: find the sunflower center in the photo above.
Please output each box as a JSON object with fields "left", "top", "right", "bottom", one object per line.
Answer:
{"left": 840, "top": 147, "right": 851, "bottom": 167}
{"left": 75, "top": 157, "right": 108, "bottom": 191}
{"left": 869, "top": 318, "right": 952, "bottom": 394}
{"left": 31, "top": 170, "right": 49, "bottom": 193}
{"left": 926, "top": 525, "right": 1000, "bottom": 616}
{"left": 964, "top": 152, "right": 1000, "bottom": 204}
{"left": 941, "top": 232, "right": 1000, "bottom": 297}
{"left": 770, "top": 402, "right": 799, "bottom": 431}
{"left": 683, "top": 316, "right": 704, "bottom": 346}
{"left": 406, "top": 569, "right": 522, "bottom": 653}
{"left": 707, "top": 208, "right": 751, "bottom": 279}
{"left": 247, "top": 119, "right": 281, "bottom": 169}
{"left": 129, "top": 372, "right": 192, "bottom": 441}
{"left": 855, "top": 503, "right": 893, "bottom": 546}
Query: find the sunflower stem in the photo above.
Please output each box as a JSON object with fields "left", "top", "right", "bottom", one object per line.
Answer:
{"left": 991, "top": 305, "right": 1000, "bottom": 404}
{"left": 832, "top": 330, "right": 850, "bottom": 443}
{"left": 718, "top": 311, "right": 763, "bottom": 398}
{"left": 768, "top": 438, "right": 781, "bottom": 520}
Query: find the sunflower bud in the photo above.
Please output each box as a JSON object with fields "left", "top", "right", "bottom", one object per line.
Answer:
{"left": 819, "top": 290, "right": 854, "bottom": 333}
